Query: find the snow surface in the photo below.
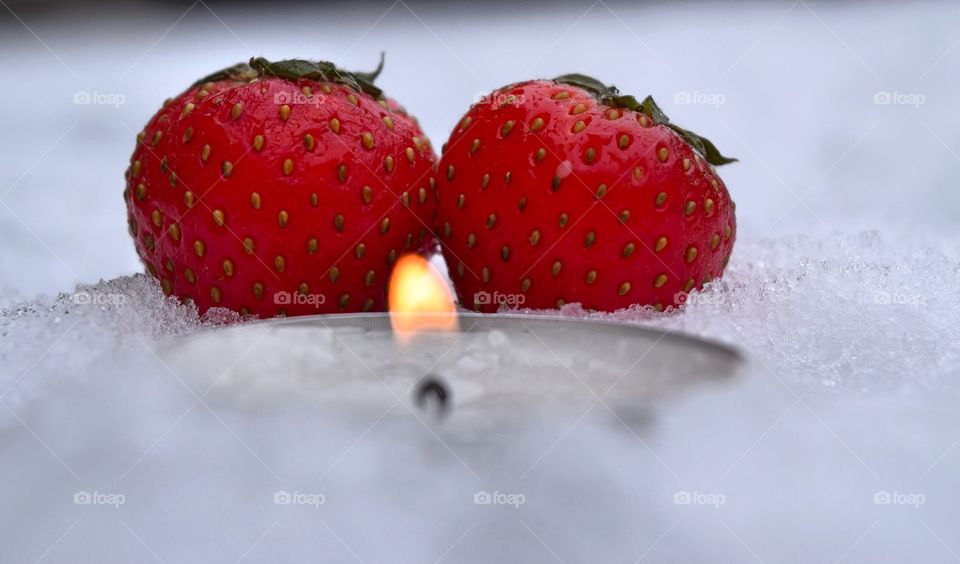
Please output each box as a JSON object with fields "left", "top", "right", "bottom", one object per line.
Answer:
{"left": 2, "top": 1, "right": 960, "bottom": 562}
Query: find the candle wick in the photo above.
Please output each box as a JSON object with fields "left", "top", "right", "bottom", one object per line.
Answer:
{"left": 415, "top": 375, "right": 450, "bottom": 418}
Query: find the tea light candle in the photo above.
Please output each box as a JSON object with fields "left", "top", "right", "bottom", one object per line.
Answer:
{"left": 160, "top": 312, "right": 742, "bottom": 429}
{"left": 161, "top": 255, "right": 741, "bottom": 426}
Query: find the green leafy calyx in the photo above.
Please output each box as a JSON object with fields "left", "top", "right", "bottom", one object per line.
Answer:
{"left": 554, "top": 73, "right": 736, "bottom": 166}
{"left": 193, "top": 54, "right": 386, "bottom": 100}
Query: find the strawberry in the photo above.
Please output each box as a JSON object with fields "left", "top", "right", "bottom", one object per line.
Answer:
{"left": 124, "top": 56, "right": 438, "bottom": 317}
{"left": 436, "top": 74, "right": 736, "bottom": 312}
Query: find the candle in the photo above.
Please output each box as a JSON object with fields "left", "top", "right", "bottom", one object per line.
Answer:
{"left": 160, "top": 311, "right": 742, "bottom": 424}
{"left": 161, "top": 254, "right": 742, "bottom": 425}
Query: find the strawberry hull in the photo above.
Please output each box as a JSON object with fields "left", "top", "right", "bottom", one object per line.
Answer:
{"left": 125, "top": 59, "right": 437, "bottom": 317}
{"left": 437, "top": 79, "right": 736, "bottom": 312}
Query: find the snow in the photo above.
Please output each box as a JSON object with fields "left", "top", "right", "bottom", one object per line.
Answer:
{"left": 2, "top": 1, "right": 959, "bottom": 562}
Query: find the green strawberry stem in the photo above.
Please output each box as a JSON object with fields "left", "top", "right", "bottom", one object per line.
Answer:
{"left": 554, "top": 73, "right": 737, "bottom": 166}
{"left": 191, "top": 63, "right": 258, "bottom": 86}
{"left": 192, "top": 54, "right": 387, "bottom": 99}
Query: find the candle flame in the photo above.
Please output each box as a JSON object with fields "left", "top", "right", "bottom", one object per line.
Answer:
{"left": 388, "top": 254, "right": 457, "bottom": 343}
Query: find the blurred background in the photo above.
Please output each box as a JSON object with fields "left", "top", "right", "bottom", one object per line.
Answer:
{"left": 2, "top": 1, "right": 960, "bottom": 563}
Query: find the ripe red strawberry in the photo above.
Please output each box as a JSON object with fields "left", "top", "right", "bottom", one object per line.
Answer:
{"left": 124, "top": 56, "right": 438, "bottom": 317}
{"left": 436, "top": 74, "right": 736, "bottom": 312}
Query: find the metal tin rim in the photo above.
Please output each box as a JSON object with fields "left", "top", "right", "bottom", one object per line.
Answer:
{"left": 159, "top": 312, "right": 742, "bottom": 362}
